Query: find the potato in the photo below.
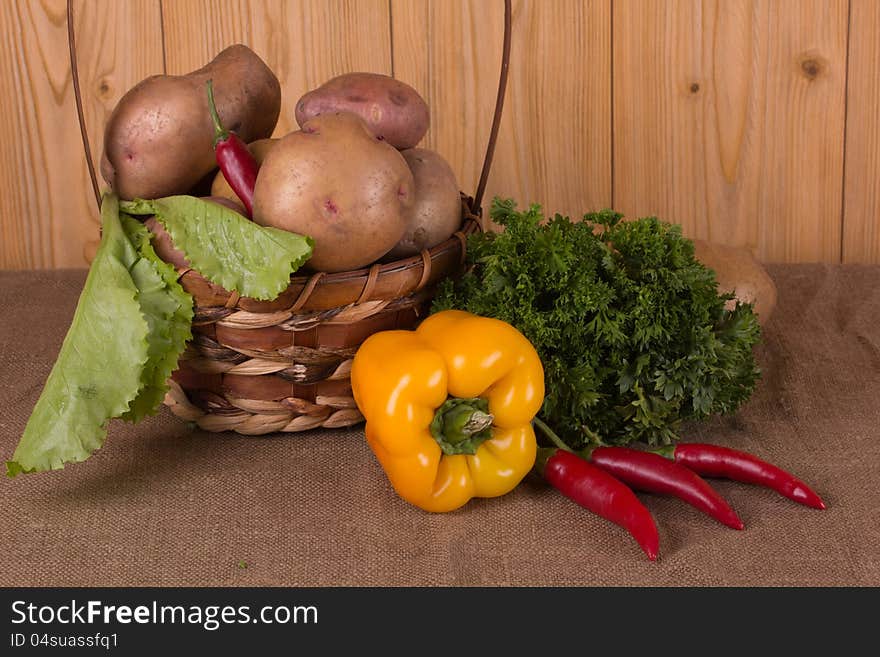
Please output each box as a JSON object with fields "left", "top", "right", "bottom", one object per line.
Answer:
{"left": 145, "top": 217, "right": 188, "bottom": 270}
{"left": 210, "top": 138, "right": 278, "bottom": 204}
{"left": 102, "top": 45, "right": 281, "bottom": 200}
{"left": 692, "top": 239, "right": 777, "bottom": 325}
{"left": 295, "top": 73, "right": 429, "bottom": 150}
{"left": 385, "top": 148, "right": 462, "bottom": 259}
{"left": 252, "top": 112, "right": 414, "bottom": 273}
{"left": 205, "top": 195, "right": 247, "bottom": 215}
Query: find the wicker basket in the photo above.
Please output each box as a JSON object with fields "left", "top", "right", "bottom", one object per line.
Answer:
{"left": 68, "top": 0, "right": 512, "bottom": 435}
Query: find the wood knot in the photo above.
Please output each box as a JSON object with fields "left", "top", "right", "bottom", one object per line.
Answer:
{"left": 800, "top": 57, "right": 822, "bottom": 80}
{"left": 689, "top": 82, "right": 700, "bottom": 94}
{"left": 97, "top": 77, "right": 113, "bottom": 99}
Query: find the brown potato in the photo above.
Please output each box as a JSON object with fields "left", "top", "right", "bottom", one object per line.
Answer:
{"left": 252, "top": 112, "right": 414, "bottom": 273}
{"left": 102, "top": 44, "right": 281, "bottom": 200}
{"left": 692, "top": 239, "right": 778, "bottom": 325}
{"left": 295, "top": 73, "right": 429, "bottom": 150}
{"left": 211, "top": 138, "right": 279, "bottom": 204}
{"left": 385, "top": 148, "right": 462, "bottom": 259}
{"left": 145, "top": 217, "right": 188, "bottom": 270}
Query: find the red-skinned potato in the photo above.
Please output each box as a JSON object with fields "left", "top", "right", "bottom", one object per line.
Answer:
{"left": 102, "top": 45, "right": 280, "bottom": 200}
{"left": 252, "top": 112, "right": 414, "bottom": 273}
{"left": 295, "top": 73, "right": 429, "bottom": 150}
{"left": 385, "top": 148, "right": 462, "bottom": 259}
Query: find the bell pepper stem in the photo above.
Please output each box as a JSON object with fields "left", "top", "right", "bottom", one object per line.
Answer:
{"left": 456, "top": 409, "right": 493, "bottom": 438}
{"left": 430, "top": 398, "right": 494, "bottom": 455}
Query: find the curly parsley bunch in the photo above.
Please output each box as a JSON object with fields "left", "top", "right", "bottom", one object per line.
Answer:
{"left": 433, "top": 198, "right": 761, "bottom": 449}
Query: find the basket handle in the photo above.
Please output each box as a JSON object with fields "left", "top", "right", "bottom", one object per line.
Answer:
{"left": 68, "top": 0, "right": 512, "bottom": 214}
{"left": 473, "top": 0, "right": 512, "bottom": 214}
{"left": 67, "top": 0, "right": 101, "bottom": 211}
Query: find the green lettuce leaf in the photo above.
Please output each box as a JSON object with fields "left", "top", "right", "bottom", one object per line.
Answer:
{"left": 121, "top": 196, "right": 313, "bottom": 300}
{"left": 7, "top": 195, "right": 151, "bottom": 476}
{"left": 120, "top": 215, "right": 193, "bottom": 422}
{"left": 8, "top": 192, "right": 310, "bottom": 476}
{"left": 6, "top": 195, "right": 196, "bottom": 477}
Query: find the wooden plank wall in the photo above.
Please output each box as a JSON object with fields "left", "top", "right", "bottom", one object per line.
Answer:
{"left": 0, "top": 0, "right": 877, "bottom": 269}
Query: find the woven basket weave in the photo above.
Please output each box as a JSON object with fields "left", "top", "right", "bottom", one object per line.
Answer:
{"left": 68, "top": 0, "right": 512, "bottom": 434}
{"left": 162, "top": 200, "right": 480, "bottom": 434}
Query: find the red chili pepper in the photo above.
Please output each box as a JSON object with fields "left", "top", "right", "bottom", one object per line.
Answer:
{"left": 656, "top": 443, "right": 826, "bottom": 510}
{"left": 586, "top": 446, "right": 744, "bottom": 530}
{"left": 206, "top": 79, "right": 259, "bottom": 217}
{"left": 536, "top": 447, "right": 660, "bottom": 561}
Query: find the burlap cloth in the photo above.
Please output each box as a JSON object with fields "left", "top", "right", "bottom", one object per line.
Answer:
{"left": 1, "top": 265, "right": 878, "bottom": 587}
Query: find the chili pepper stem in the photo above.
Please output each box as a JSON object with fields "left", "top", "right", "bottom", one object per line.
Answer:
{"left": 652, "top": 445, "right": 677, "bottom": 460}
{"left": 534, "top": 447, "right": 556, "bottom": 477}
{"left": 532, "top": 416, "right": 572, "bottom": 453}
{"left": 205, "top": 79, "right": 229, "bottom": 144}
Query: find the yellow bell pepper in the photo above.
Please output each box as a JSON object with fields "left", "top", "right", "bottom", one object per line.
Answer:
{"left": 350, "top": 309, "right": 545, "bottom": 512}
